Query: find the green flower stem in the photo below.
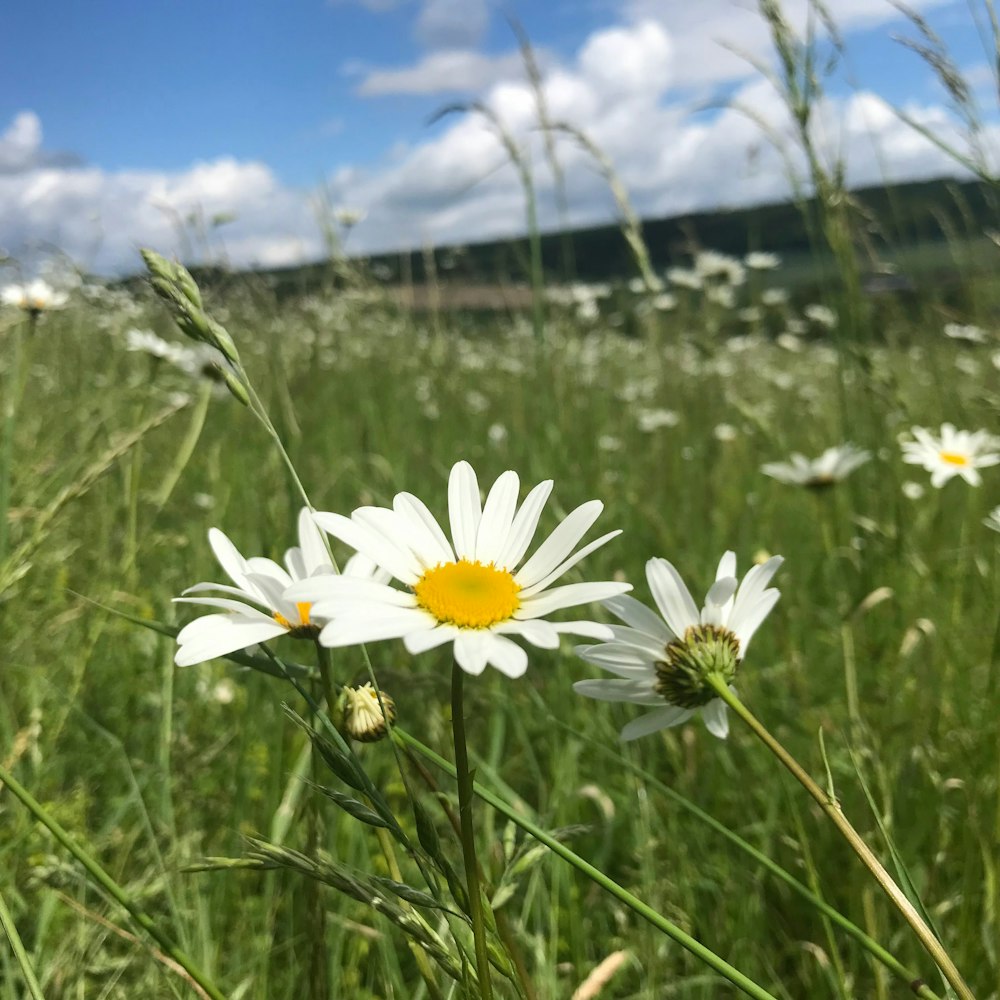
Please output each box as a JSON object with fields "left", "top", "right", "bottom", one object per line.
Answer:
{"left": 0, "top": 882, "right": 46, "bottom": 1000}
{"left": 315, "top": 642, "right": 337, "bottom": 714}
{"left": 393, "top": 725, "right": 780, "bottom": 1000}
{"left": 451, "top": 663, "right": 494, "bottom": 1000}
{"left": 705, "top": 675, "right": 974, "bottom": 1000}
{"left": 0, "top": 762, "right": 228, "bottom": 1000}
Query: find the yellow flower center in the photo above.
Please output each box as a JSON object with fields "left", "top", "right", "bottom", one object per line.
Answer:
{"left": 274, "top": 602, "right": 313, "bottom": 631}
{"left": 939, "top": 451, "right": 969, "bottom": 466}
{"left": 413, "top": 559, "right": 520, "bottom": 629}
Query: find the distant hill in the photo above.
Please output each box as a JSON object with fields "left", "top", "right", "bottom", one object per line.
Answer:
{"left": 180, "top": 175, "right": 999, "bottom": 298}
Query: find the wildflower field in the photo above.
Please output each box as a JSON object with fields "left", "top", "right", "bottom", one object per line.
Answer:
{"left": 4, "top": 0, "right": 1000, "bottom": 995}
{"left": 1, "top": 240, "right": 998, "bottom": 1000}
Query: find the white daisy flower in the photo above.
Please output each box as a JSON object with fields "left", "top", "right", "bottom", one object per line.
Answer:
{"left": 574, "top": 552, "right": 783, "bottom": 741}
{"left": 125, "top": 328, "right": 178, "bottom": 360}
{"left": 761, "top": 443, "right": 871, "bottom": 488}
{"left": 744, "top": 251, "right": 781, "bottom": 270}
{"left": 334, "top": 206, "right": 366, "bottom": 229}
{"left": 1, "top": 279, "right": 69, "bottom": 313}
{"left": 174, "top": 508, "right": 384, "bottom": 667}
{"left": 900, "top": 423, "right": 1000, "bottom": 488}
{"left": 943, "top": 322, "right": 987, "bottom": 344}
{"left": 804, "top": 304, "right": 836, "bottom": 329}
{"left": 984, "top": 506, "right": 1000, "bottom": 533}
{"left": 289, "top": 461, "right": 630, "bottom": 679}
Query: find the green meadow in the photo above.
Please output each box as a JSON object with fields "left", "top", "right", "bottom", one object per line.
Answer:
{"left": 1, "top": 243, "right": 998, "bottom": 999}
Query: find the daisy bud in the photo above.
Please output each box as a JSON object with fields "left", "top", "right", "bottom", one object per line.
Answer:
{"left": 335, "top": 684, "right": 396, "bottom": 743}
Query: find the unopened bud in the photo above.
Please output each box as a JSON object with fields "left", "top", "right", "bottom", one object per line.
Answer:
{"left": 335, "top": 684, "right": 396, "bottom": 743}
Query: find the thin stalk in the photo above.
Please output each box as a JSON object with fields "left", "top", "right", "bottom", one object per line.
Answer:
{"left": 542, "top": 713, "right": 942, "bottom": 999}
{"left": 0, "top": 762, "right": 228, "bottom": 1000}
{"left": 314, "top": 645, "right": 444, "bottom": 1000}
{"left": 0, "top": 319, "right": 27, "bottom": 566}
{"left": 0, "top": 884, "right": 45, "bottom": 1000}
{"left": 374, "top": 825, "right": 447, "bottom": 1000}
{"left": 704, "top": 676, "right": 974, "bottom": 1000}
{"left": 451, "top": 663, "right": 494, "bottom": 1000}
{"left": 394, "top": 726, "right": 780, "bottom": 1000}
{"left": 315, "top": 642, "right": 337, "bottom": 715}
{"left": 151, "top": 379, "right": 213, "bottom": 509}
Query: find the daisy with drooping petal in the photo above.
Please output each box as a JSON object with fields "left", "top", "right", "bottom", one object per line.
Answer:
{"left": 174, "top": 508, "right": 384, "bottom": 667}
{"left": 574, "top": 552, "right": 782, "bottom": 741}
{"left": 289, "top": 461, "right": 630, "bottom": 678}
{"left": 761, "top": 443, "right": 870, "bottom": 488}
{"left": 900, "top": 423, "right": 1000, "bottom": 488}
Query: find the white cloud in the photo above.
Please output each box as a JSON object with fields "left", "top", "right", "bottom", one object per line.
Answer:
{"left": 0, "top": 124, "right": 324, "bottom": 274}
{"left": 625, "top": 0, "right": 959, "bottom": 88}
{"left": 357, "top": 48, "right": 537, "bottom": 96}
{"left": 0, "top": 111, "right": 82, "bottom": 175}
{"left": 416, "top": 0, "right": 488, "bottom": 49}
{"left": 2, "top": 5, "right": 993, "bottom": 276}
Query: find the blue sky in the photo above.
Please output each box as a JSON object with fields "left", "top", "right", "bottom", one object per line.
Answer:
{"left": 1, "top": 0, "right": 995, "bottom": 274}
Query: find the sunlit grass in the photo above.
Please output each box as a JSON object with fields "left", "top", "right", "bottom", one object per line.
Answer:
{"left": 0, "top": 257, "right": 997, "bottom": 997}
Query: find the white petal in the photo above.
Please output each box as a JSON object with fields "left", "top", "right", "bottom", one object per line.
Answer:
{"left": 484, "top": 633, "right": 528, "bottom": 678}
{"left": 575, "top": 643, "right": 657, "bottom": 679}
{"left": 181, "top": 581, "right": 263, "bottom": 603}
{"left": 620, "top": 705, "right": 694, "bottom": 742}
{"left": 606, "top": 624, "right": 667, "bottom": 658}
{"left": 573, "top": 678, "right": 662, "bottom": 704}
{"left": 343, "top": 552, "right": 393, "bottom": 584}
{"left": 646, "top": 558, "right": 699, "bottom": 637}
{"left": 515, "top": 500, "right": 604, "bottom": 588}
{"left": 732, "top": 556, "right": 783, "bottom": 616}
{"left": 208, "top": 528, "right": 251, "bottom": 589}
{"left": 715, "top": 551, "right": 737, "bottom": 581}
{"left": 550, "top": 620, "right": 614, "bottom": 641}
{"left": 284, "top": 545, "right": 307, "bottom": 582}
{"left": 245, "top": 572, "right": 292, "bottom": 615}
{"left": 245, "top": 557, "right": 293, "bottom": 590}
{"left": 701, "top": 699, "right": 730, "bottom": 739}
{"left": 602, "top": 594, "right": 672, "bottom": 641}
{"left": 175, "top": 617, "right": 288, "bottom": 666}
{"left": 732, "top": 590, "right": 780, "bottom": 653}
{"left": 297, "top": 506, "right": 333, "bottom": 577}
{"left": 575, "top": 641, "right": 654, "bottom": 669}
{"left": 495, "top": 479, "right": 553, "bottom": 569}
{"left": 314, "top": 511, "right": 421, "bottom": 585}
{"left": 453, "top": 630, "right": 489, "bottom": 675}
{"left": 701, "top": 576, "right": 738, "bottom": 626}
{"left": 518, "top": 530, "right": 621, "bottom": 598}
{"left": 516, "top": 581, "right": 631, "bottom": 619}
{"left": 352, "top": 506, "right": 429, "bottom": 571}
{"left": 319, "top": 609, "right": 436, "bottom": 647}
{"left": 494, "top": 618, "right": 560, "bottom": 648}
{"left": 174, "top": 596, "right": 276, "bottom": 620}
{"left": 475, "top": 470, "right": 520, "bottom": 565}
{"left": 393, "top": 492, "right": 455, "bottom": 566}
{"left": 448, "top": 461, "right": 482, "bottom": 561}
{"left": 289, "top": 575, "right": 415, "bottom": 607}
{"left": 403, "top": 624, "right": 460, "bottom": 654}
